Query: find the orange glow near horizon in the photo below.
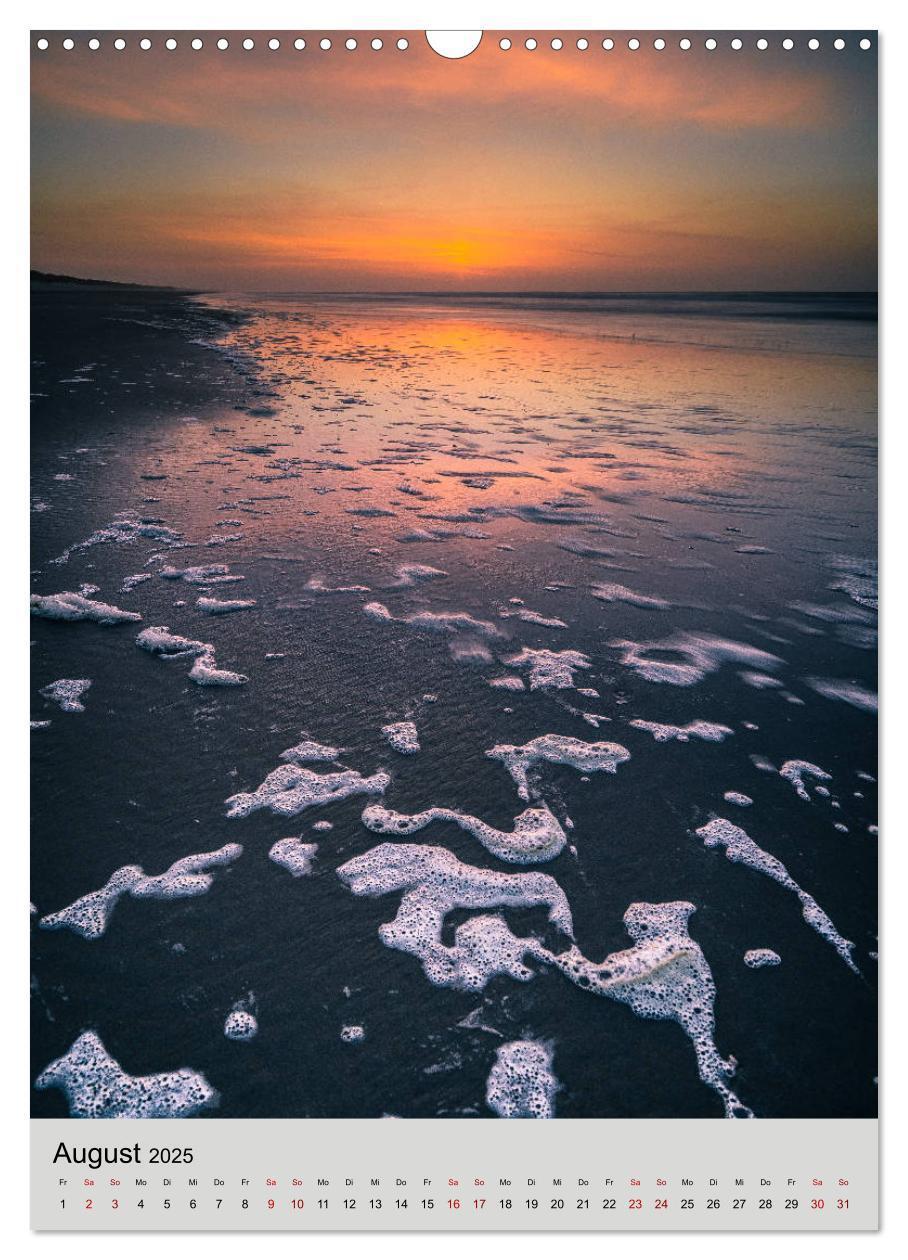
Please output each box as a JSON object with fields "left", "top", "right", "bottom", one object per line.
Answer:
{"left": 30, "top": 33, "right": 877, "bottom": 291}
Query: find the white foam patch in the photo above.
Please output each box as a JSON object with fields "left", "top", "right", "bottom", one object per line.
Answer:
{"left": 136, "top": 626, "right": 209, "bottom": 658}
{"left": 226, "top": 764, "right": 389, "bottom": 818}
{"left": 789, "top": 600, "right": 873, "bottom": 626}
{"left": 280, "top": 738, "right": 344, "bottom": 763}
{"left": 723, "top": 791, "right": 753, "bottom": 807}
{"left": 487, "top": 734, "right": 630, "bottom": 801}
{"left": 389, "top": 564, "right": 448, "bottom": 587}
{"left": 696, "top": 819, "right": 858, "bottom": 973}
{"left": 52, "top": 511, "right": 182, "bottom": 566}
{"left": 35, "top": 1031, "right": 217, "bottom": 1118}
{"left": 224, "top": 1011, "right": 258, "bottom": 1041}
{"left": 196, "top": 597, "right": 257, "bottom": 614}
{"left": 779, "top": 759, "right": 832, "bottom": 802}
{"left": 161, "top": 564, "right": 245, "bottom": 585}
{"left": 501, "top": 608, "right": 569, "bottom": 628}
{"left": 381, "top": 721, "right": 420, "bottom": 754}
{"left": 501, "top": 647, "right": 592, "bottom": 690}
{"left": 591, "top": 583, "right": 670, "bottom": 609}
{"left": 31, "top": 592, "right": 142, "bottom": 625}
{"left": 739, "top": 671, "right": 784, "bottom": 690}
{"left": 364, "top": 601, "right": 503, "bottom": 640}
{"left": 337, "top": 843, "right": 573, "bottom": 990}
{"left": 804, "top": 677, "right": 878, "bottom": 712}
{"left": 39, "top": 845, "right": 243, "bottom": 939}
{"left": 361, "top": 801, "right": 567, "bottom": 864}
{"left": 827, "top": 554, "right": 878, "bottom": 611}
{"left": 398, "top": 524, "right": 489, "bottom": 543}
{"left": 486, "top": 1040, "right": 558, "bottom": 1118}
{"left": 450, "top": 638, "right": 493, "bottom": 664}
{"left": 340, "top": 1025, "right": 366, "bottom": 1042}
{"left": 630, "top": 719, "right": 733, "bottom": 743}
{"left": 39, "top": 678, "right": 91, "bottom": 713}
{"left": 39, "top": 865, "right": 144, "bottom": 940}
{"left": 130, "top": 844, "right": 243, "bottom": 900}
{"left": 533, "top": 901, "right": 752, "bottom": 1118}
{"left": 120, "top": 573, "right": 152, "bottom": 593}
{"left": 611, "top": 633, "right": 783, "bottom": 687}
{"left": 487, "top": 675, "right": 525, "bottom": 691}
{"left": 136, "top": 625, "right": 248, "bottom": 687}
{"left": 744, "top": 949, "right": 781, "bottom": 968}
{"left": 269, "top": 838, "right": 318, "bottom": 876}
{"left": 305, "top": 576, "right": 370, "bottom": 593}
{"left": 188, "top": 654, "right": 249, "bottom": 686}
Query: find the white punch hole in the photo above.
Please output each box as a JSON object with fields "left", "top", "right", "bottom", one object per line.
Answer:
{"left": 425, "top": 31, "right": 483, "bottom": 59}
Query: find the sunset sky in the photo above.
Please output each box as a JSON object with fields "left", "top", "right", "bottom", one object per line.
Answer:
{"left": 31, "top": 32, "right": 877, "bottom": 292}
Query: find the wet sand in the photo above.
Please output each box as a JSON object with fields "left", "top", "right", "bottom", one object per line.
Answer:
{"left": 31, "top": 289, "right": 877, "bottom": 1120}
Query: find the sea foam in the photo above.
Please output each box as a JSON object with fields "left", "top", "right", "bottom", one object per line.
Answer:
{"left": 364, "top": 602, "right": 503, "bottom": 640}
{"left": 224, "top": 1011, "right": 258, "bottom": 1041}
{"left": 611, "top": 633, "right": 782, "bottom": 687}
{"left": 280, "top": 738, "right": 344, "bottom": 763}
{"left": 486, "top": 1040, "right": 558, "bottom": 1118}
{"left": 361, "top": 801, "right": 567, "bottom": 864}
{"left": 337, "top": 843, "right": 573, "bottom": 990}
{"left": 161, "top": 564, "right": 245, "bottom": 585}
{"left": 779, "top": 760, "right": 832, "bottom": 802}
{"left": 501, "top": 647, "right": 592, "bottom": 690}
{"left": 630, "top": 719, "right": 733, "bottom": 743}
{"left": 39, "top": 678, "right": 91, "bottom": 713}
{"left": 269, "top": 838, "right": 318, "bottom": 876}
{"left": 130, "top": 844, "right": 243, "bottom": 900}
{"left": 306, "top": 576, "right": 371, "bottom": 594}
{"left": 381, "top": 722, "right": 420, "bottom": 754}
{"left": 389, "top": 564, "right": 448, "bottom": 587}
{"left": 226, "top": 763, "right": 389, "bottom": 818}
{"left": 804, "top": 677, "right": 878, "bottom": 713}
{"left": 31, "top": 592, "right": 141, "bottom": 625}
{"left": 591, "top": 583, "right": 670, "bottom": 609}
{"left": 196, "top": 597, "right": 257, "bottom": 614}
{"left": 136, "top": 625, "right": 248, "bottom": 687}
{"left": 696, "top": 819, "right": 858, "bottom": 972}
{"left": 501, "top": 607, "right": 569, "bottom": 629}
{"left": 744, "top": 949, "right": 781, "bottom": 968}
{"left": 35, "top": 1031, "right": 216, "bottom": 1118}
{"left": 723, "top": 791, "right": 753, "bottom": 807}
{"left": 51, "top": 510, "right": 182, "bottom": 566}
{"left": 532, "top": 901, "right": 752, "bottom": 1118}
{"left": 39, "top": 845, "right": 242, "bottom": 939}
{"left": 487, "top": 734, "right": 630, "bottom": 801}
{"left": 39, "top": 865, "right": 144, "bottom": 940}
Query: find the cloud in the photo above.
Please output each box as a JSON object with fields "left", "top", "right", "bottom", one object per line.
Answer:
{"left": 32, "top": 39, "right": 837, "bottom": 138}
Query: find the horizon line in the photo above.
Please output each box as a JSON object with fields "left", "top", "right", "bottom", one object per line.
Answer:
{"left": 30, "top": 273, "right": 879, "bottom": 299}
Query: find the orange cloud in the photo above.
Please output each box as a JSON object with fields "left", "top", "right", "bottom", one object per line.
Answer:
{"left": 31, "top": 34, "right": 836, "bottom": 137}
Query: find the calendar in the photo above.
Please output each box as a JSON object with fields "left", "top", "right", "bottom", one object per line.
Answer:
{"left": 31, "top": 1119, "right": 877, "bottom": 1230}
{"left": 29, "top": 23, "right": 879, "bottom": 1235}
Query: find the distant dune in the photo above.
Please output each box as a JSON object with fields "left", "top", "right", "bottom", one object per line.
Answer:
{"left": 30, "top": 269, "right": 174, "bottom": 290}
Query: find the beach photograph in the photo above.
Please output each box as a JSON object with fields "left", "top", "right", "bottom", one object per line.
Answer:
{"left": 30, "top": 33, "right": 877, "bottom": 1120}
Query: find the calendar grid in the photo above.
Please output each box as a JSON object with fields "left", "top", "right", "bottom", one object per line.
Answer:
{"left": 31, "top": 1118, "right": 878, "bottom": 1231}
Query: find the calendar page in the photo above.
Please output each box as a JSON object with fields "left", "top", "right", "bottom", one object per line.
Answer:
{"left": 29, "top": 25, "right": 878, "bottom": 1233}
